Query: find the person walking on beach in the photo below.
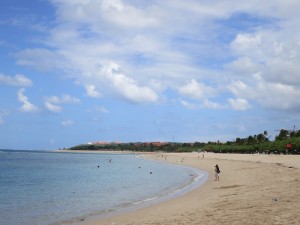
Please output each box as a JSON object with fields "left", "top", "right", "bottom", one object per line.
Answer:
{"left": 215, "top": 164, "right": 220, "bottom": 181}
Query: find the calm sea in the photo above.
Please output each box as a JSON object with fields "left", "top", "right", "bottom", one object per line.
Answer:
{"left": 0, "top": 150, "right": 207, "bottom": 225}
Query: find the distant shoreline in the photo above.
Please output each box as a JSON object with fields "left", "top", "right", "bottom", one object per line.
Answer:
{"left": 53, "top": 149, "right": 135, "bottom": 154}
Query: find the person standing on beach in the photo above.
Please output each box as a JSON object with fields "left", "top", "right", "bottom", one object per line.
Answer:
{"left": 215, "top": 164, "right": 220, "bottom": 181}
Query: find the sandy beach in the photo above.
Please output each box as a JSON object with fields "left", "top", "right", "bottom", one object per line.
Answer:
{"left": 80, "top": 152, "right": 300, "bottom": 225}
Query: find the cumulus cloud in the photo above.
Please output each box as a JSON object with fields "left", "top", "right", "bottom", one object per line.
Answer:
{"left": 0, "top": 74, "right": 32, "bottom": 87}
{"left": 225, "top": 57, "right": 261, "bottom": 75}
{"left": 44, "top": 94, "right": 80, "bottom": 112}
{"left": 44, "top": 102, "right": 62, "bottom": 113}
{"left": 45, "top": 94, "right": 80, "bottom": 104}
{"left": 101, "top": 62, "right": 158, "bottom": 103}
{"left": 228, "top": 98, "right": 252, "bottom": 111}
{"left": 226, "top": 17, "right": 300, "bottom": 111}
{"left": 180, "top": 98, "right": 224, "bottom": 110}
{"left": 14, "top": 0, "right": 300, "bottom": 111}
{"left": 178, "top": 79, "right": 216, "bottom": 100}
{"left": 17, "top": 88, "right": 39, "bottom": 112}
{"left": 227, "top": 72, "right": 300, "bottom": 111}
{"left": 85, "top": 84, "right": 102, "bottom": 98}
{"left": 255, "top": 80, "right": 300, "bottom": 110}
{"left": 227, "top": 80, "right": 255, "bottom": 99}
{"left": 231, "top": 33, "right": 262, "bottom": 56}
{"left": 202, "top": 99, "right": 224, "bottom": 109}
{"left": 14, "top": 0, "right": 209, "bottom": 104}
{"left": 230, "top": 30, "right": 300, "bottom": 85}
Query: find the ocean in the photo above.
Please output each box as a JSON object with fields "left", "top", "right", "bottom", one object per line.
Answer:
{"left": 0, "top": 150, "right": 207, "bottom": 225}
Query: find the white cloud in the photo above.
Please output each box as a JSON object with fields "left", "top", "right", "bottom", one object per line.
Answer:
{"left": 265, "top": 56, "right": 300, "bottom": 86}
{"left": 13, "top": 0, "right": 300, "bottom": 111}
{"left": 256, "top": 81, "right": 300, "bottom": 110}
{"left": 230, "top": 30, "right": 300, "bottom": 85}
{"left": 62, "top": 120, "right": 74, "bottom": 126}
{"left": 15, "top": 0, "right": 211, "bottom": 104}
{"left": 202, "top": 99, "right": 224, "bottom": 109}
{"left": 179, "top": 100, "right": 199, "bottom": 109}
{"left": 180, "top": 98, "right": 224, "bottom": 110}
{"left": 227, "top": 14, "right": 300, "bottom": 111}
{"left": 227, "top": 74, "right": 300, "bottom": 111}
{"left": 85, "top": 84, "right": 102, "bottom": 98}
{"left": 0, "top": 74, "right": 32, "bottom": 87}
{"left": 228, "top": 98, "right": 251, "bottom": 111}
{"left": 231, "top": 33, "right": 262, "bottom": 56}
{"left": 44, "top": 94, "right": 80, "bottom": 112}
{"left": 44, "top": 102, "right": 62, "bottom": 113}
{"left": 178, "top": 79, "right": 216, "bottom": 100}
{"left": 225, "top": 57, "right": 261, "bottom": 75}
{"left": 227, "top": 80, "right": 255, "bottom": 99}
{"left": 45, "top": 94, "right": 80, "bottom": 104}
{"left": 101, "top": 62, "right": 158, "bottom": 103}
{"left": 17, "top": 88, "right": 39, "bottom": 113}
{"left": 100, "top": 0, "right": 159, "bottom": 28}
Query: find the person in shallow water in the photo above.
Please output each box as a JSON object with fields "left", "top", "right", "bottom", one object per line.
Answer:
{"left": 215, "top": 164, "right": 220, "bottom": 181}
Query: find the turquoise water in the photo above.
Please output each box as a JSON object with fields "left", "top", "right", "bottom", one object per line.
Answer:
{"left": 0, "top": 150, "right": 207, "bottom": 225}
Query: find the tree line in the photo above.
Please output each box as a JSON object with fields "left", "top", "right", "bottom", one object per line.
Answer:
{"left": 68, "top": 129, "right": 300, "bottom": 154}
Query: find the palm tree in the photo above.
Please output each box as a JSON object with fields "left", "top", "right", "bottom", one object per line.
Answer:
{"left": 276, "top": 129, "right": 289, "bottom": 140}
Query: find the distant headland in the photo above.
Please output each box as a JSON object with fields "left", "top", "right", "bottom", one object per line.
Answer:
{"left": 66, "top": 129, "right": 300, "bottom": 155}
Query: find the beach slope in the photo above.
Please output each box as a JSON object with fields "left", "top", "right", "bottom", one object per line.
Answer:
{"left": 82, "top": 153, "right": 300, "bottom": 225}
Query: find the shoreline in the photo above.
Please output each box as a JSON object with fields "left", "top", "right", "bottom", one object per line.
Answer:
{"left": 52, "top": 149, "right": 135, "bottom": 154}
{"left": 70, "top": 162, "right": 208, "bottom": 225}
{"left": 79, "top": 152, "right": 300, "bottom": 225}
{"left": 64, "top": 152, "right": 208, "bottom": 225}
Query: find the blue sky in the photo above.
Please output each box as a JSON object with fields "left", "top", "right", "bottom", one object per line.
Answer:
{"left": 1, "top": 0, "right": 300, "bottom": 150}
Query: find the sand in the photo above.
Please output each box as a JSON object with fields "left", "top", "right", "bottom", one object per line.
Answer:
{"left": 80, "top": 152, "right": 300, "bottom": 225}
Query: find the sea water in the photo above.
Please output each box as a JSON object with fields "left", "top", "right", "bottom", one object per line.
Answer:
{"left": 0, "top": 150, "right": 207, "bottom": 225}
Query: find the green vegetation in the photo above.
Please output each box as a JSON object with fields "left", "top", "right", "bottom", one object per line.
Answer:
{"left": 203, "top": 129, "right": 300, "bottom": 154}
{"left": 68, "top": 129, "right": 300, "bottom": 154}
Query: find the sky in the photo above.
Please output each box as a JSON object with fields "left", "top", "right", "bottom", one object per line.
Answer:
{"left": 1, "top": 0, "right": 300, "bottom": 150}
